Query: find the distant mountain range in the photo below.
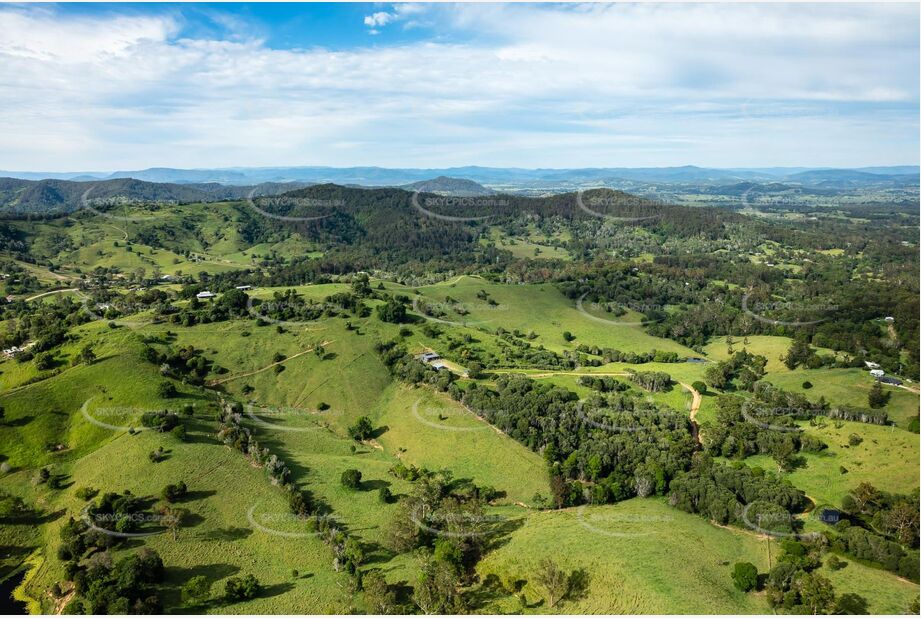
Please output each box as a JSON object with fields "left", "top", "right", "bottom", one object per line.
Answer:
{"left": 0, "top": 164, "right": 916, "bottom": 215}
{"left": 0, "top": 177, "right": 311, "bottom": 216}
{"left": 1, "top": 165, "right": 917, "bottom": 191}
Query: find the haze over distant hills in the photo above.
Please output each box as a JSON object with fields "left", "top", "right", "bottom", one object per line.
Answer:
{"left": 0, "top": 165, "right": 916, "bottom": 215}
{"left": 1, "top": 165, "right": 917, "bottom": 190}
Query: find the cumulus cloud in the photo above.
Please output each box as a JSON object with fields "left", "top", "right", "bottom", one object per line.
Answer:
{"left": 363, "top": 11, "right": 394, "bottom": 29}
{"left": 0, "top": 3, "right": 916, "bottom": 170}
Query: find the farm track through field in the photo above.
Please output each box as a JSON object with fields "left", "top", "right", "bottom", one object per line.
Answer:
{"left": 24, "top": 288, "right": 79, "bottom": 302}
{"left": 208, "top": 340, "right": 333, "bottom": 385}
{"left": 292, "top": 351, "right": 366, "bottom": 407}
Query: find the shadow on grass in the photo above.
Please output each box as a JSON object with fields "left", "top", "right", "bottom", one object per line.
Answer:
{"left": 180, "top": 489, "right": 217, "bottom": 503}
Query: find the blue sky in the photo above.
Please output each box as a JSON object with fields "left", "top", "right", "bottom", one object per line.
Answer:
{"left": 0, "top": 2, "right": 918, "bottom": 170}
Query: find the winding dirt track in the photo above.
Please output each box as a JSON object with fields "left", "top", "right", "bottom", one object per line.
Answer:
{"left": 24, "top": 288, "right": 79, "bottom": 301}
{"left": 208, "top": 340, "right": 333, "bottom": 386}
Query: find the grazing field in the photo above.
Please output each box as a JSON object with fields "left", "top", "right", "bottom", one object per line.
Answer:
{"left": 764, "top": 367, "right": 919, "bottom": 429}
{"left": 373, "top": 385, "right": 550, "bottom": 505}
{"left": 739, "top": 420, "right": 919, "bottom": 508}
{"left": 15, "top": 419, "right": 355, "bottom": 614}
{"left": 818, "top": 554, "right": 919, "bottom": 614}
{"left": 411, "top": 277, "right": 696, "bottom": 357}
{"left": 476, "top": 498, "right": 771, "bottom": 614}
{"left": 0, "top": 325, "right": 205, "bottom": 469}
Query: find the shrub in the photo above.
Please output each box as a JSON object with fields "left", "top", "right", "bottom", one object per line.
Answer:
{"left": 161, "top": 481, "right": 188, "bottom": 503}
{"left": 341, "top": 469, "right": 362, "bottom": 489}
{"left": 826, "top": 555, "right": 846, "bottom": 571}
{"left": 157, "top": 381, "right": 178, "bottom": 398}
{"left": 348, "top": 416, "right": 374, "bottom": 441}
{"left": 225, "top": 574, "right": 260, "bottom": 601}
{"left": 75, "top": 486, "right": 99, "bottom": 501}
{"left": 181, "top": 575, "right": 211, "bottom": 607}
{"left": 731, "top": 562, "right": 758, "bottom": 592}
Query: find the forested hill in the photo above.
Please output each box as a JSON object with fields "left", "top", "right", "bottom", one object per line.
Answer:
{"left": 273, "top": 183, "right": 744, "bottom": 236}
{"left": 228, "top": 183, "right": 744, "bottom": 268}
{"left": 0, "top": 177, "right": 311, "bottom": 216}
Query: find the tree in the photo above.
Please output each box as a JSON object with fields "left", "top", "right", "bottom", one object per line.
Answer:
{"left": 158, "top": 505, "right": 185, "bottom": 541}
{"left": 224, "top": 574, "right": 260, "bottom": 601}
{"left": 794, "top": 572, "right": 836, "bottom": 614}
{"left": 534, "top": 558, "right": 569, "bottom": 609}
{"left": 376, "top": 298, "right": 408, "bottom": 323}
{"left": 157, "top": 381, "right": 177, "bottom": 399}
{"left": 880, "top": 502, "right": 920, "bottom": 546}
{"left": 35, "top": 352, "right": 54, "bottom": 371}
{"left": 161, "top": 481, "right": 187, "bottom": 503}
{"left": 341, "top": 469, "right": 362, "bottom": 490}
{"left": 782, "top": 339, "right": 812, "bottom": 370}
{"left": 868, "top": 380, "right": 889, "bottom": 408}
{"left": 704, "top": 363, "right": 730, "bottom": 391}
{"left": 351, "top": 273, "right": 372, "bottom": 297}
{"left": 348, "top": 416, "right": 374, "bottom": 441}
{"left": 181, "top": 575, "right": 211, "bottom": 607}
{"left": 77, "top": 344, "right": 97, "bottom": 365}
{"left": 731, "top": 562, "right": 758, "bottom": 592}
{"left": 412, "top": 550, "right": 463, "bottom": 614}
{"left": 466, "top": 362, "right": 484, "bottom": 379}
{"left": 362, "top": 570, "right": 397, "bottom": 614}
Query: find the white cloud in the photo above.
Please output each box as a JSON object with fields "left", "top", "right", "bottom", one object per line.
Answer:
{"left": 0, "top": 3, "right": 916, "bottom": 170}
{"left": 363, "top": 11, "right": 394, "bottom": 29}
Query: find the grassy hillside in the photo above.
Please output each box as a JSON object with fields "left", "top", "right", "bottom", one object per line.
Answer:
{"left": 738, "top": 420, "right": 919, "bottom": 508}
{"left": 764, "top": 368, "right": 919, "bottom": 429}
{"left": 476, "top": 499, "right": 772, "bottom": 614}
{"left": 412, "top": 277, "right": 696, "bottom": 357}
